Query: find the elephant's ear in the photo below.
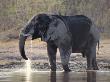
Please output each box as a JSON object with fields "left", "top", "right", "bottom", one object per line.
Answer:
{"left": 44, "top": 16, "right": 69, "bottom": 42}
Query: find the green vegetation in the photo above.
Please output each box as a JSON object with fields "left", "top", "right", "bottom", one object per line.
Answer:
{"left": 0, "top": 0, "right": 110, "bottom": 40}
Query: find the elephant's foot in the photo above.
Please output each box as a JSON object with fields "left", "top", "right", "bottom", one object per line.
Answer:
{"left": 64, "top": 69, "right": 71, "bottom": 72}
{"left": 93, "top": 66, "right": 99, "bottom": 70}
{"left": 63, "top": 65, "right": 71, "bottom": 72}
{"left": 87, "top": 66, "right": 99, "bottom": 70}
{"left": 87, "top": 67, "right": 93, "bottom": 70}
{"left": 93, "top": 62, "right": 99, "bottom": 70}
{"left": 50, "top": 66, "right": 56, "bottom": 72}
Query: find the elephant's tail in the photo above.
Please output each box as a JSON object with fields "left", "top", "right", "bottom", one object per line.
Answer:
{"left": 97, "top": 40, "right": 100, "bottom": 50}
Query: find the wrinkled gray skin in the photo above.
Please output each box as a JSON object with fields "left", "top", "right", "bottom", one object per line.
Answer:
{"left": 19, "top": 14, "right": 100, "bottom": 72}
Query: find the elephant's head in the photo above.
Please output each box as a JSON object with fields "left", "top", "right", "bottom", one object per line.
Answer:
{"left": 19, "top": 14, "right": 52, "bottom": 60}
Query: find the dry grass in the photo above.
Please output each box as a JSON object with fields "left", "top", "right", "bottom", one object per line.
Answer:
{"left": 97, "top": 39, "right": 110, "bottom": 61}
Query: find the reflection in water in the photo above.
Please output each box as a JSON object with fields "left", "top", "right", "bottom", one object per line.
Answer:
{"left": 25, "top": 59, "right": 32, "bottom": 82}
{"left": 50, "top": 71, "right": 96, "bottom": 82}
{"left": 87, "top": 71, "right": 96, "bottom": 82}
{"left": 1, "top": 71, "right": 110, "bottom": 82}
{"left": 50, "top": 72, "right": 56, "bottom": 82}
{"left": 50, "top": 72, "right": 95, "bottom": 82}
{"left": 62, "top": 72, "right": 70, "bottom": 82}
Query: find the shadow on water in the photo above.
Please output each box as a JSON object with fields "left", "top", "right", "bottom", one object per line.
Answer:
{"left": 87, "top": 71, "right": 96, "bottom": 82}
{"left": 0, "top": 71, "right": 110, "bottom": 82}
{"left": 49, "top": 71, "right": 96, "bottom": 82}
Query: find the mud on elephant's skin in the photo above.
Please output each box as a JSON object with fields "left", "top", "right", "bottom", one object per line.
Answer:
{"left": 19, "top": 13, "right": 100, "bottom": 71}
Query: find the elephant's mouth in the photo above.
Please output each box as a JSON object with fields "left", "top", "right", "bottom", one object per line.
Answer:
{"left": 39, "top": 30, "right": 50, "bottom": 42}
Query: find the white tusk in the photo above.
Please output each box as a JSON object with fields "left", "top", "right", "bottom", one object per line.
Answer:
{"left": 20, "top": 33, "right": 31, "bottom": 37}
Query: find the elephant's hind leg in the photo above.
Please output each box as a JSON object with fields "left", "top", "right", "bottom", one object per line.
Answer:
{"left": 90, "top": 43, "right": 98, "bottom": 70}
{"left": 47, "top": 42, "right": 57, "bottom": 71}
{"left": 92, "top": 59, "right": 99, "bottom": 70}
{"left": 86, "top": 42, "right": 98, "bottom": 70}
{"left": 59, "top": 47, "right": 72, "bottom": 72}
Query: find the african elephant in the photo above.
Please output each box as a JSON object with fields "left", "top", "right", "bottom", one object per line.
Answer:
{"left": 19, "top": 13, "right": 100, "bottom": 71}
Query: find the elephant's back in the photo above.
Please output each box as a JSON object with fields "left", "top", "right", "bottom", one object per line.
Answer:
{"left": 53, "top": 15, "right": 92, "bottom": 50}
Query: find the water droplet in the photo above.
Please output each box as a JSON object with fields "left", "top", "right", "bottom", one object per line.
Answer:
{"left": 25, "top": 59, "right": 32, "bottom": 82}
{"left": 31, "top": 40, "right": 33, "bottom": 53}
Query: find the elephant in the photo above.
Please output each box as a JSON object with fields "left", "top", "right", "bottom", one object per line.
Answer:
{"left": 19, "top": 13, "right": 100, "bottom": 71}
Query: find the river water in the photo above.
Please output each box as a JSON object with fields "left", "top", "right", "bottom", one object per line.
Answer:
{"left": 0, "top": 71, "right": 110, "bottom": 82}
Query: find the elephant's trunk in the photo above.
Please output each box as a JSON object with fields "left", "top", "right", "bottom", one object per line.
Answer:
{"left": 19, "top": 34, "right": 28, "bottom": 60}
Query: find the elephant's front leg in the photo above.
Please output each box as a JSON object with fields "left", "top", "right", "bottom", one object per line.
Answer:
{"left": 59, "top": 48, "right": 72, "bottom": 72}
{"left": 47, "top": 42, "right": 57, "bottom": 71}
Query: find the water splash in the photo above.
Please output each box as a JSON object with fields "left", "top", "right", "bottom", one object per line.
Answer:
{"left": 25, "top": 59, "right": 32, "bottom": 72}
{"left": 31, "top": 40, "right": 33, "bottom": 53}
{"left": 24, "top": 40, "right": 33, "bottom": 82}
{"left": 25, "top": 59, "right": 32, "bottom": 82}
{"left": 18, "top": 59, "right": 32, "bottom": 82}
{"left": 16, "top": 40, "right": 34, "bottom": 81}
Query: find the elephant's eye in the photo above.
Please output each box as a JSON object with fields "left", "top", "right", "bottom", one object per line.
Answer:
{"left": 31, "top": 21, "right": 35, "bottom": 25}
